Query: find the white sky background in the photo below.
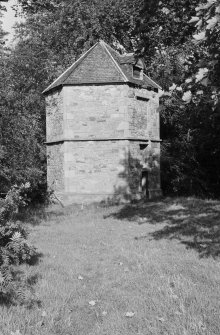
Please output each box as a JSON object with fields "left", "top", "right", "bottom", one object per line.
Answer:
{"left": 2, "top": 0, "right": 22, "bottom": 42}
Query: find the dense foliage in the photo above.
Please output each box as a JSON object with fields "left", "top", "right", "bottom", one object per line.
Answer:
{"left": 0, "top": 0, "right": 219, "bottom": 197}
{"left": 0, "top": 184, "right": 36, "bottom": 302}
{"left": 139, "top": 0, "right": 220, "bottom": 196}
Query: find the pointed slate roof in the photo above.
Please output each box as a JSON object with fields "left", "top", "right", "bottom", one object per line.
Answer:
{"left": 43, "top": 40, "right": 161, "bottom": 94}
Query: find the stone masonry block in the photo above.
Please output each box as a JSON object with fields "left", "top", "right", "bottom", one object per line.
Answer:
{"left": 46, "top": 83, "right": 161, "bottom": 203}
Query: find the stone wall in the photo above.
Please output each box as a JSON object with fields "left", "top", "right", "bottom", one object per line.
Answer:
{"left": 63, "top": 85, "right": 130, "bottom": 139}
{"left": 147, "top": 141, "right": 161, "bottom": 198}
{"left": 46, "top": 89, "right": 63, "bottom": 142}
{"left": 61, "top": 139, "right": 160, "bottom": 203}
{"left": 128, "top": 87, "right": 160, "bottom": 140}
{"left": 63, "top": 140, "right": 132, "bottom": 201}
{"left": 47, "top": 143, "right": 64, "bottom": 192}
{"left": 46, "top": 83, "right": 161, "bottom": 203}
{"left": 46, "top": 85, "right": 160, "bottom": 143}
{"left": 129, "top": 141, "right": 161, "bottom": 199}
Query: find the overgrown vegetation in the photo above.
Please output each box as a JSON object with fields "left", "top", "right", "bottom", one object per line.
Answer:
{"left": 138, "top": 0, "right": 220, "bottom": 197}
{"left": 0, "top": 184, "right": 36, "bottom": 303}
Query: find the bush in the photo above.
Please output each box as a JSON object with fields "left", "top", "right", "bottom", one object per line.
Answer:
{"left": 0, "top": 184, "right": 36, "bottom": 302}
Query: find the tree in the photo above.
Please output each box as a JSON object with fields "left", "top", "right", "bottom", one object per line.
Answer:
{"left": 0, "top": 4, "right": 46, "bottom": 199}
{"left": 137, "top": 0, "right": 220, "bottom": 197}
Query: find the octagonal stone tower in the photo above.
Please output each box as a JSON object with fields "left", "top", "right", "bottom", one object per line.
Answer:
{"left": 43, "top": 40, "right": 162, "bottom": 204}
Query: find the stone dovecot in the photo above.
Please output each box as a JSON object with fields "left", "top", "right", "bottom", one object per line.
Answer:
{"left": 43, "top": 40, "right": 162, "bottom": 204}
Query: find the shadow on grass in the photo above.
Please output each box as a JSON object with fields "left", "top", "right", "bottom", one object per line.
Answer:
{"left": 0, "top": 251, "right": 43, "bottom": 307}
{"left": 106, "top": 197, "right": 220, "bottom": 258}
{"left": 0, "top": 270, "right": 42, "bottom": 308}
{"left": 16, "top": 205, "right": 66, "bottom": 226}
{"left": 27, "top": 251, "right": 44, "bottom": 266}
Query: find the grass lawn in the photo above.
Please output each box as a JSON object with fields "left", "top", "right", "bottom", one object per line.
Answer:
{"left": 1, "top": 197, "right": 220, "bottom": 335}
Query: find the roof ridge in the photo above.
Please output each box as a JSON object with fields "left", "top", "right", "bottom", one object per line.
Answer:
{"left": 100, "top": 40, "right": 122, "bottom": 57}
{"left": 100, "top": 41, "right": 128, "bottom": 83}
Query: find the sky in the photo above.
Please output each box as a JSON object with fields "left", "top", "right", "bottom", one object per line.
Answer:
{"left": 1, "top": 0, "right": 21, "bottom": 42}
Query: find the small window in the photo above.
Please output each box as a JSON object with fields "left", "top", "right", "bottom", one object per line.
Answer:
{"left": 140, "top": 144, "right": 148, "bottom": 151}
{"left": 133, "top": 65, "right": 143, "bottom": 80}
{"left": 136, "top": 96, "right": 149, "bottom": 102}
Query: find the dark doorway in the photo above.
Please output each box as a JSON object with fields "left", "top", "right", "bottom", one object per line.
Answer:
{"left": 141, "top": 170, "right": 149, "bottom": 199}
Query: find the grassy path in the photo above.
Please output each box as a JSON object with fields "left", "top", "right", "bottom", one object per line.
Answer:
{"left": 1, "top": 198, "right": 220, "bottom": 334}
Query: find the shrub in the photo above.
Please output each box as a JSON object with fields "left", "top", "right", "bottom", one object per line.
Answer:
{"left": 0, "top": 184, "right": 36, "bottom": 302}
